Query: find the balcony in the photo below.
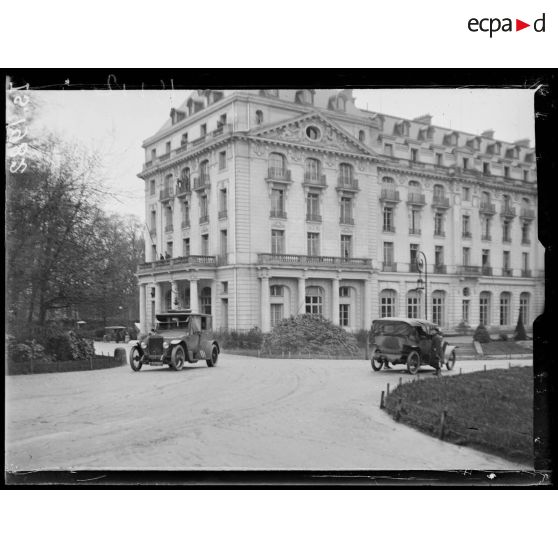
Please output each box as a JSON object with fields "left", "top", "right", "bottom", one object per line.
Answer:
{"left": 502, "top": 268, "right": 513, "bottom": 277}
{"left": 336, "top": 176, "right": 359, "bottom": 191}
{"left": 218, "top": 209, "right": 228, "bottom": 220}
{"left": 144, "top": 160, "right": 153, "bottom": 168}
{"left": 199, "top": 215, "right": 209, "bottom": 225}
{"left": 380, "top": 189, "right": 400, "bottom": 203}
{"left": 409, "top": 227, "right": 421, "bottom": 235}
{"left": 457, "top": 265, "right": 481, "bottom": 276}
{"left": 522, "top": 238, "right": 531, "bottom": 246}
{"left": 503, "top": 236, "right": 511, "bottom": 244}
{"left": 191, "top": 135, "right": 207, "bottom": 148}
{"left": 340, "top": 216, "right": 355, "bottom": 225}
{"left": 181, "top": 220, "right": 190, "bottom": 229}
{"left": 479, "top": 201, "right": 496, "bottom": 215}
{"left": 462, "top": 231, "right": 472, "bottom": 239}
{"left": 266, "top": 168, "right": 292, "bottom": 183}
{"left": 383, "top": 225, "right": 396, "bottom": 233}
{"left": 434, "top": 264, "right": 447, "bottom": 274}
{"left": 306, "top": 213, "right": 322, "bottom": 223}
{"left": 520, "top": 208, "right": 536, "bottom": 220}
{"left": 159, "top": 153, "right": 171, "bottom": 162}
{"left": 193, "top": 175, "right": 211, "bottom": 191}
{"left": 522, "top": 269, "right": 532, "bottom": 278}
{"left": 431, "top": 195, "right": 450, "bottom": 209}
{"left": 175, "top": 142, "right": 188, "bottom": 154}
{"left": 481, "top": 266, "right": 493, "bottom": 276}
{"left": 257, "top": 253, "right": 371, "bottom": 268}
{"left": 433, "top": 230, "right": 445, "bottom": 237}
{"left": 212, "top": 124, "right": 233, "bottom": 137}
{"left": 481, "top": 234, "right": 492, "bottom": 241}
{"left": 160, "top": 186, "right": 174, "bottom": 201}
{"left": 382, "top": 263, "right": 397, "bottom": 272}
{"left": 216, "top": 254, "right": 229, "bottom": 266}
{"left": 270, "top": 209, "right": 287, "bottom": 219}
{"left": 501, "top": 206, "right": 516, "bottom": 218}
{"left": 137, "top": 255, "right": 218, "bottom": 274}
{"left": 176, "top": 182, "right": 191, "bottom": 197}
{"left": 164, "top": 224, "right": 173, "bottom": 233}
{"left": 407, "top": 193, "right": 426, "bottom": 206}
{"left": 303, "top": 173, "right": 327, "bottom": 188}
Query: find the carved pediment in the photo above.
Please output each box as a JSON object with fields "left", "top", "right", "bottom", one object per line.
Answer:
{"left": 251, "top": 112, "right": 376, "bottom": 157}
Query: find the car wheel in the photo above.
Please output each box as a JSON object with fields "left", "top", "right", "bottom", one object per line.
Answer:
{"left": 371, "top": 351, "right": 383, "bottom": 371}
{"left": 206, "top": 344, "right": 219, "bottom": 367}
{"left": 406, "top": 350, "right": 421, "bottom": 375}
{"left": 171, "top": 345, "right": 185, "bottom": 371}
{"left": 446, "top": 350, "right": 456, "bottom": 370}
{"left": 129, "top": 347, "right": 143, "bottom": 372}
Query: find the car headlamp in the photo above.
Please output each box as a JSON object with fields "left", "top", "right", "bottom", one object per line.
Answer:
{"left": 163, "top": 341, "right": 170, "bottom": 349}
{"left": 141, "top": 342, "right": 147, "bottom": 349}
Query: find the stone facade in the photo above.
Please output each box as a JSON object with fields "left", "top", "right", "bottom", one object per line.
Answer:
{"left": 137, "top": 89, "right": 543, "bottom": 334}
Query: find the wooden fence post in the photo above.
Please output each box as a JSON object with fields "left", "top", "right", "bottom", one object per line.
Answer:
{"left": 386, "top": 383, "right": 390, "bottom": 396}
{"left": 439, "top": 408, "right": 448, "bottom": 440}
{"left": 380, "top": 390, "right": 385, "bottom": 409}
{"left": 395, "top": 397, "right": 402, "bottom": 421}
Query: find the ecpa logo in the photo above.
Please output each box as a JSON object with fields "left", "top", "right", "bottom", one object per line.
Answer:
{"left": 468, "top": 13, "right": 546, "bottom": 37}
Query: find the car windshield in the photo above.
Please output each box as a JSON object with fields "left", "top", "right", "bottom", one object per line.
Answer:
{"left": 372, "top": 321, "right": 415, "bottom": 337}
{"left": 155, "top": 316, "right": 191, "bottom": 330}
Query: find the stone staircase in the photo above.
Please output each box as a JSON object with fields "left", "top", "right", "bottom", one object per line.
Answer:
{"left": 452, "top": 342, "right": 479, "bottom": 360}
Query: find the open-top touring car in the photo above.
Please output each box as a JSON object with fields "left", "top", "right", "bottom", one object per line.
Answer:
{"left": 129, "top": 310, "right": 220, "bottom": 371}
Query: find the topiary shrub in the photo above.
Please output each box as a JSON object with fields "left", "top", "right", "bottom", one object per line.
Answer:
{"left": 262, "top": 314, "right": 360, "bottom": 356}
{"left": 473, "top": 324, "right": 491, "bottom": 344}
{"left": 44, "top": 330, "right": 95, "bottom": 361}
{"left": 514, "top": 313, "right": 528, "bottom": 341}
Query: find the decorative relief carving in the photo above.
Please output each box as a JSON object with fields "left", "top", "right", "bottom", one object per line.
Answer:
{"left": 200, "top": 224, "right": 209, "bottom": 235}
{"left": 271, "top": 221, "right": 286, "bottom": 229}
{"left": 253, "top": 143, "right": 265, "bottom": 156}
{"left": 306, "top": 224, "right": 321, "bottom": 233}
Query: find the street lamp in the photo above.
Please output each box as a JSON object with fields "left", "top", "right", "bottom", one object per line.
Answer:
{"left": 415, "top": 250, "right": 428, "bottom": 321}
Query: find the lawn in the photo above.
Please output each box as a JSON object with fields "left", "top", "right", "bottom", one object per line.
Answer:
{"left": 384, "top": 367, "right": 533, "bottom": 464}
{"left": 482, "top": 341, "right": 532, "bottom": 356}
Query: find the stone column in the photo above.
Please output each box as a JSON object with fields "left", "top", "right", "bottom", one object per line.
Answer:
{"left": 211, "top": 280, "right": 218, "bottom": 325}
{"left": 260, "top": 273, "right": 270, "bottom": 332}
{"left": 363, "top": 276, "right": 373, "bottom": 329}
{"left": 139, "top": 283, "right": 147, "bottom": 334}
{"left": 171, "top": 280, "right": 179, "bottom": 310}
{"left": 155, "top": 282, "right": 163, "bottom": 314}
{"left": 399, "top": 280, "right": 406, "bottom": 318}
{"left": 297, "top": 275, "right": 306, "bottom": 314}
{"left": 190, "top": 277, "right": 199, "bottom": 313}
{"left": 331, "top": 277, "right": 340, "bottom": 325}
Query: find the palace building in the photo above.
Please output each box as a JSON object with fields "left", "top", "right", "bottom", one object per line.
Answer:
{"left": 136, "top": 89, "right": 543, "bottom": 334}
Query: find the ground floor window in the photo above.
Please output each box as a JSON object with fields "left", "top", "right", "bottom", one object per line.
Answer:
{"left": 462, "top": 299, "right": 470, "bottom": 324}
{"left": 500, "top": 292, "right": 511, "bottom": 326}
{"left": 479, "top": 292, "right": 491, "bottom": 325}
{"left": 407, "top": 290, "right": 421, "bottom": 319}
{"left": 165, "top": 290, "right": 172, "bottom": 310}
{"left": 339, "top": 304, "right": 350, "bottom": 327}
{"left": 519, "top": 292, "right": 530, "bottom": 324}
{"left": 380, "top": 289, "right": 396, "bottom": 318}
{"left": 270, "top": 303, "right": 284, "bottom": 327}
{"left": 305, "top": 287, "right": 323, "bottom": 315}
{"left": 432, "top": 291, "right": 445, "bottom": 326}
{"left": 201, "top": 287, "right": 212, "bottom": 315}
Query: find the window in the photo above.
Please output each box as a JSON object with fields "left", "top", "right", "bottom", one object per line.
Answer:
{"left": 270, "top": 304, "right": 284, "bottom": 327}
{"left": 523, "top": 170, "right": 529, "bottom": 182}
{"left": 434, "top": 212, "right": 444, "bottom": 236}
{"left": 306, "top": 126, "right": 320, "bottom": 140}
{"left": 271, "top": 229, "right": 284, "bottom": 254}
{"left": 482, "top": 216, "right": 491, "bottom": 239}
{"left": 503, "top": 250, "right": 511, "bottom": 271}
{"left": 151, "top": 148, "right": 156, "bottom": 161}
{"left": 200, "top": 123, "right": 207, "bottom": 137}
{"left": 182, "top": 200, "right": 190, "bottom": 227}
{"left": 150, "top": 209, "right": 156, "bottom": 231}
{"left": 384, "top": 143, "right": 393, "bottom": 156}
{"left": 433, "top": 184, "right": 444, "bottom": 199}
{"left": 295, "top": 90, "right": 313, "bottom": 105}
{"left": 462, "top": 215, "right": 470, "bottom": 237}
{"left": 482, "top": 249, "right": 490, "bottom": 268}
{"left": 410, "top": 148, "right": 418, "bottom": 162}
{"left": 165, "top": 205, "right": 173, "bottom": 230}
{"left": 503, "top": 220, "right": 511, "bottom": 242}
{"left": 410, "top": 244, "right": 419, "bottom": 270}
{"left": 340, "top": 196, "right": 353, "bottom": 224}
{"left": 181, "top": 133, "right": 188, "bottom": 145}
{"left": 410, "top": 209, "right": 421, "bottom": 234}
{"left": 305, "top": 158, "right": 321, "bottom": 181}
{"left": 339, "top": 304, "right": 350, "bottom": 327}
{"left": 305, "top": 287, "right": 322, "bottom": 315}
{"left": 201, "top": 234, "right": 209, "bottom": 256}
{"left": 522, "top": 252, "right": 529, "bottom": 272}
{"left": 377, "top": 290, "right": 396, "bottom": 318}
{"left": 339, "top": 286, "right": 350, "bottom": 298}
{"left": 479, "top": 292, "right": 491, "bottom": 326}
{"left": 358, "top": 130, "right": 365, "bottom": 142}
{"left": 166, "top": 241, "right": 173, "bottom": 258}
{"left": 222, "top": 281, "right": 229, "bottom": 294}
{"left": 383, "top": 206, "right": 394, "bottom": 232}
{"left": 307, "top": 232, "right": 320, "bottom": 256}
{"left": 200, "top": 159, "right": 209, "bottom": 182}
{"left": 200, "top": 194, "right": 209, "bottom": 218}
{"left": 500, "top": 292, "right": 511, "bottom": 326}
{"left": 201, "top": 287, "right": 211, "bottom": 315}
{"left": 149, "top": 179, "right": 155, "bottom": 196}
{"left": 181, "top": 167, "right": 190, "bottom": 188}
{"left": 270, "top": 285, "right": 284, "bottom": 297}
{"left": 519, "top": 293, "right": 530, "bottom": 324}
{"left": 219, "top": 188, "right": 227, "bottom": 213}
{"left": 269, "top": 152, "right": 286, "bottom": 178}
{"left": 337, "top": 96, "right": 346, "bottom": 111}
{"left": 462, "top": 157, "right": 469, "bottom": 170}
{"left": 183, "top": 237, "right": 190, "bottom": 257}
{"left": 483, "top": 162, "right": 490, "bottom": 175}
{"left": 164, "top": 173, "right": 173, "bottom": 189}
{"left": 340, "top": 235, "right": 352, "bottom": 258}
{"left": 151, "top": 244, "right": 157, "bottom": 261}
{"left": 271, "top": 188, "right": 285, "bottom": 217}
{"left": 382, "top": 176, "right": 395, "bottom": 184}
{"left": 165, "top": 141, "right": 171, "bottom": 154}
{"left": 218, "top": 113, "right": 227, "bottom": 126}
{"left": 463, "top": 247, "right": 470, "bottom": 266}
{"left": 407, "top": 290, "right": 421, "bottom": 319}
{"left": 306, "top": 192, "right": 320, "bottom": 220}
{"left": 220, "top": 229, "right": 227, "bottom": 257}
{"left": 218, "top": 150, "right": 226, "bottom": 170}
{"left": 463, "top": 187, "right": 470, "bottom": 201}
{"left": 432, "top": 291, "right": 445, "bottom": 326}
{"left": 339, "top": 163, "right": 353, "bottom": 185}
{"left": 435, "top": 246, "right": 444, "bottom": 267}
{"left": 255, "top": 110, "right": 263, "bottom": 125}
{"left": 504, "top": 166, "right": 510, "bottom": 178}
{"left": 462, "top": 299, "right": 470, "bottom": 323}
{"left": 436, "top": 153, "right": 443, "bottom": 166}
{"left": 521, "top": 222, "right": 530, "bottom": 244}
{"left": 383, "top": 242, "right": 394, "bottom": 265}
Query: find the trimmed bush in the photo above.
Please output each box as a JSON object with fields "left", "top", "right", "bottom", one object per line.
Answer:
{"left": 499, "top": 332, "right": 509, "bottom": 341}
{"left": 44, "top": 330, "right": 95, "bottom": 361}
{"left": 455, "top": 321, "right": 471, "bottom": 335}
{"left": 473, "top": 324, "right": 491, "bottom": 344}
{"left": 7, "top": 339, "right": 50, "bottom": 362}
{"left": 214, "top": 327, "right": 263, "bottom": 350}
{"left": 262, "top": 314, "right": 360, "bottom": 356}
{"left": 514, "top": 313, "right": 528, "bottom": 341}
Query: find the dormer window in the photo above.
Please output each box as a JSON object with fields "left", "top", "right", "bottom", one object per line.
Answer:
{"left": 255, "top": 110, "right": 264, "bottom": 125}
{"left": 295, "top": 90, "right": 313, "bottom": 105}
{"left": 200, "top": 123, "right": 207, "bottom": 137}
{"left": 181, "top": 133, "right": 188, "bottom": 146}
{"left": 410, "top": 148, "right": 419, "bottom": 162}
{"left": 337, "top": 96, "right": 346, "bottom": 111}
{"left": 358, "top": 130, "right": 365, "bottom": 142}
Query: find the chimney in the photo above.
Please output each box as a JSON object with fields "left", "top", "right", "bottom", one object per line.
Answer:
{"left": 514, "top": 138, "right": 530, "bottom": 148}
{"left": 413, "top": 114, "right": 432, "bottom": 125}
{"left": 481, "top": 129, "right": 495, "bottom": 139}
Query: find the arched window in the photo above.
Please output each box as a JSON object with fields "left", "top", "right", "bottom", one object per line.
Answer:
{"left": 337, "top": 96, "right": 346, "bottom": 111}
{"left": 305, "top": 286, "right": 323, "bottom": 315}
{"left": 201, "top": 287, "right": 212, "bottom": 315}
{"left": 295, "top": 90, "right": 313, "bottom": 105}
{"left": 255, "top": 110, "right": 264, "bottom": 125}
{"left": 305, "top": 158, "right": 321, "bottom": 182}
{"left": 339, "top": 163, "right": 353, "bottom": 186}
{"left": 358, "top": 130, "right": 365, "bottom": 142}
{"left": 165, "top": 173, "right": 173, "bottom": 189}
{"left": 519, "top": 292, "right": 530, "bottom": 325}
{"left": 407, "top": 290, "right": 421, "bottom": 319}
{"left": 269, "top": 152, "right": 286, "bottom": 178}
{"left": 433, "top": 184, "right": 444, "bottom": 199}
{"left": 382, "top": 176, "right": 395, "bottom": 184}
{"left": 481, "top": 191, "right": 491, "bottom": 205}
{"left": 380, "top": 289, "right": 397, "bottom": 318}
{"left": 181, "top": 167, "right": 190, "bottom": 188}
{"left": 479, "top": 291, "right": 491, "bottom": 326}
{"left": 408, "top": 180, "right": 421, "bottom": 193}
{"left": 432, "top": 290, "right": 446, "bottom": 326}
{"left": 500, "top": 292, "right": 511, "bottom": 326}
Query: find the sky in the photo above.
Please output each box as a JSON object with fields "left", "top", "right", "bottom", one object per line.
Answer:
{"left": 25, "top": 89, "right": 536, "bottom": 220}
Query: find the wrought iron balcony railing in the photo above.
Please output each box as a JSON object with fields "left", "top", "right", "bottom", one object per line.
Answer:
{"left": 303, "top": 173, "right": 327, "bottom": 187}
{"left": 480, "top": 201, "right": 496, "bottom": 214}
{"left": 520, "top": 208, "right": 536, "bottom": 220}
{"left": 481, "top": 266, "right": 493, "bottom": 276}
{"left": 409, "top": 227, "right": 421, "bottom": 235}
{"left": 337, "top": 176, "right": 359, "bottom": 190}
{"left": 522, "top": 269, "right": 532, "bottom": 277}
{"left": 340, "top": 216, "right": 355, "bottom": 225}
{"left": 160, "top": 186, "right": 174, "bottom": 201}
{"left": 434, "top": 264, "right": 447, "bottom": 274}
{"left": 501, "top": 206, "right": 516, "bottom": 218}
{"left": 218, "top": 209, "right": 228, "bottom": 220}
{"left": 431, "top": 195, "right": 450, "bottom": 208}
{"left": 407, "top": 193, "right": 426, "bottom": 205}
{"left": 462, "top": 231, "right": 472, "bottom": 239}
{"left": 306, "top": 213, "right": 322, "bottom": 223}
{"left": 380, "top": 189, "right": 400, "bottom": 203}
{"left": 257, "top": 253, "right": 371, "bottom": 268}
{"left": 457, "top": 265, "right": 481, "bottom": 276}
{"left": 267, "top": 168, "right": 292, "bottom": 182}
{"left": 138, "top": 255, "right": 217, "bottom": 271}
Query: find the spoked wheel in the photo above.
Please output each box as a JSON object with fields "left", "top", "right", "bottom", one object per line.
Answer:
{"left": 206, "top": 344, "right": 219, "bottom": 367}
{"left": 406, "top": 350, "right": 421, "bottom": 375}
{"left": 446, "top": 350, "right": 456, "bottom": 370}
{"left": 171, "top": 345, "right": 185, "bottom": 371}
{"left": 129, "top": 347, "right": 143, "bottom": 372}
{"left": 371, "top": 351, "right": 383, "bottom": 371}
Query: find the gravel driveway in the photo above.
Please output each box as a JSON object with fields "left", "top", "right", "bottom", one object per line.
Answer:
{"left": 5, "top": 350, "right": 532, "bottom": 471}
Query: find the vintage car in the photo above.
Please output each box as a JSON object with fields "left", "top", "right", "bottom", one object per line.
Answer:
{"left": 103, "top": 326, "right": 127, "bottom": 343}
{"left": 129, "top": 310, "right": 220, "bottom": 371}
{"left": 369, "top": 317, "right": 456, "bottom": 374}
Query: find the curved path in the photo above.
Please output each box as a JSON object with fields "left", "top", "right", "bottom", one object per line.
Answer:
{"left": 5, "top": 349, "right": 531, "bottom": 471}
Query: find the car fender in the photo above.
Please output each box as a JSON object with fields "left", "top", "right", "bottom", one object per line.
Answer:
{"left": 170, "top": 339, "right": 182, "bottom": 345}
{"left": 128, "top": 340, "right": 144, "bottom": 357}
{"left": 444, "top": 344, "right": 456, "bottom": 360}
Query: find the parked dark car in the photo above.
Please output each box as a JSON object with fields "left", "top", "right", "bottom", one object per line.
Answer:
{"left": 369, "top": 318, "right": 456, "bottom": 374}
{"left": 129, "top": 310, "right": 220, "bottom": 371}
{"left": 103, "top": 326, "right": 127, "bottom": 342}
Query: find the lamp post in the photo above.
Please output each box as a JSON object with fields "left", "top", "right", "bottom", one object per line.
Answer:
{"left": 415, "top": 251, "right": 428, "bottom": 321}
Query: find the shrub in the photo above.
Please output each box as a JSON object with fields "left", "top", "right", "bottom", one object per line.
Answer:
{"left": 214, "top": 327, "right": 263, "bottom": 350}
{"left": 262, "top": 314, "right": 360, "bottom": 356}
{"left": 514, "top": 313, "right": 528, "bottom": 341}
{"left": 7, "top": 339, "right": 49, "bottom": 362}
{"left": 354, "top": 329, "right": 371, "bottom": 349}
{"left": 44, "top": 330, "right": 95, "bottom": 361}
{"left": 473, "top": 324, "right": 491, "bottom": 344}
{"left": 499, "top": 332, "right": 509, "bottom": 341}
{"left": 455, "top": 321, "right": 471, "bottom": 335}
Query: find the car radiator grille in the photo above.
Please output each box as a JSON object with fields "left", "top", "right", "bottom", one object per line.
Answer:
{"left": 148, "top": 337, "right": 164, "bottom": 356}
